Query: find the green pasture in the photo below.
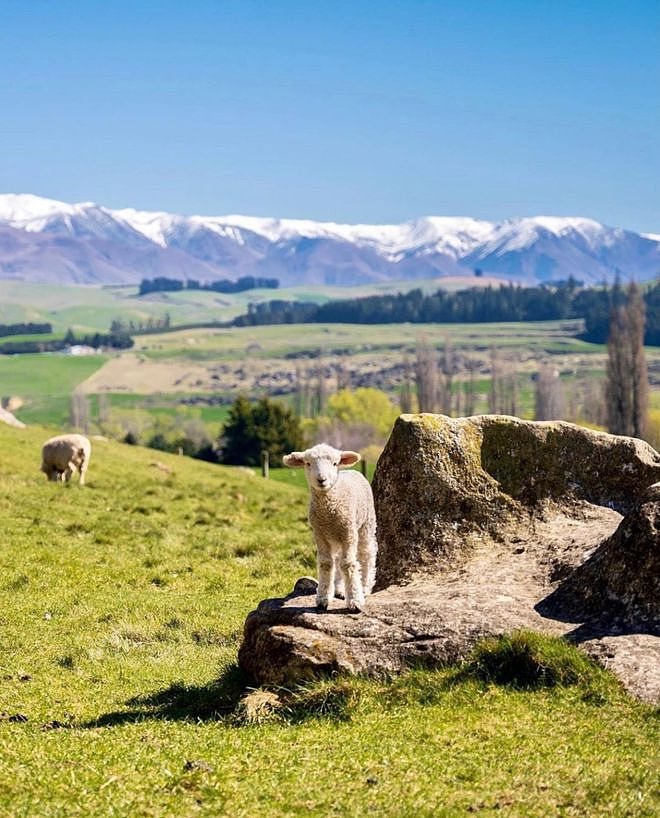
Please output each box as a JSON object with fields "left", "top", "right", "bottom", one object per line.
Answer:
{"left": 0, "top": 278, "right": 491, "bottom": 335}
{"left": 89, "top": 393, "right": 231, "bottom": 425}
{"left": 0, "top": 332, "right": 66, "bottom": 344}
{"left": 0, "top": 354, "right": 106, "bottom": 425}
{"left": 136, "top": 320, "right": 592, "bottom": 362}
{"left": 0, "top": 424, "right": 656, "bottom": 818}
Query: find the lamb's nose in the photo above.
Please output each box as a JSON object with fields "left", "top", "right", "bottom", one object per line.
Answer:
{"left": 317, "top": 477, "right": 327, "bottom": 486}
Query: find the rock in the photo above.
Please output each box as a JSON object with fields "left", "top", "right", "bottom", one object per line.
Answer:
{"left": 292, "top": 576, "right": 318, "bottom": 596}
{"left": 373, "top": 414, "right": 660, "bottom": 588}
{"left": 239, "top": 415, "right": 660, "bottom": 702}
{"left": 539, "top": 483, "right": 660, "bottom": 630}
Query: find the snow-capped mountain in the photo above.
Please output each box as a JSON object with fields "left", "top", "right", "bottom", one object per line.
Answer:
{"left": 0, "top": 193, "right": 657, "bottom": 286}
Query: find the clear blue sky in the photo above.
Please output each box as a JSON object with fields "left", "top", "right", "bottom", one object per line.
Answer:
{"left": 1, "top": 0, "right": 658, "bottom": 231}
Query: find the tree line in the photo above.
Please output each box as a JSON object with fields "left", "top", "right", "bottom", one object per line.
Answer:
{"left": 0, "top": 328, "right": 133, "bottom": 355}
{"left": 232, "top": 279, "right": 660, "bottom": 345}
{"left": 0, "top": 322, "right": 53, "bottom": 338}
{"left": 138, "top": 275, "right": 279, "bottom": 296}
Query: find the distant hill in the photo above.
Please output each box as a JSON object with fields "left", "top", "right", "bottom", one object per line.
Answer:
{"left": 0, "top": 193, "right": 658, "bottom": 286}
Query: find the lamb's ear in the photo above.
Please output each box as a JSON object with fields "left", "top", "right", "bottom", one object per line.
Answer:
{"left": 339, "top": 450, "right": 361, "bottom": 467}
{"left": 283, "top": 452, "right": 306, "bottom": 468}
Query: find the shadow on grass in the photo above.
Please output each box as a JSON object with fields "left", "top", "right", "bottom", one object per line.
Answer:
{"left": 84, "top": 664, "right": 249, "bottom": 727}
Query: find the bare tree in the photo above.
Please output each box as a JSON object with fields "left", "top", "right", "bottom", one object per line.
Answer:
{"left": 70, "top": 390, "right": 91, "bottom": 433}
{"left": 415, "top": 335, "right": 438, "bottom": 412}
{"left": 315, "top": 356, "right": 328, "bottom": 417}
{"left": 534, "top": 362, "right": 566, "bottom": 420}
{"left": 335, "top": 360, "right": 348, "bottom": 392}
{"left": 400, "top": 354, "right": 413, "bottom": 414}
{"left": 293, "top": 365, "right": 304, "bottom": 417}
{"left": 488, "top": 347, "right": 501, "bottom": 414}
{"left": 463, "top": 361, "right": 478, "bottom": 416}
{"left": 438, "top": 337, "right": 457, "bottom": 415}
{"left": 97, "top": 393, "right": 110, "bottom": 426}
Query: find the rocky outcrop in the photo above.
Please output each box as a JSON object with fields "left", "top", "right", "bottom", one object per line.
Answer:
{"left": 373, "top": 414, "right": 659, "bottom": 588}
{"left": 539, "top": 483, "right": 659, "bottom": 630}
{"left": 239, "top": 415, "right": 660, "bottom": 701}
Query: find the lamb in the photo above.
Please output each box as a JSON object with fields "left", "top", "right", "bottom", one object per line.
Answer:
{"left": 40, "top": 434, "right": 91, "bottom": 485}
{"left": 283, "top": 443, "right": 377, "bottom": 612}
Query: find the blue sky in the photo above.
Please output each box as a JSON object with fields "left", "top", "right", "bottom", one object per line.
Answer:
{"left": 1, "top": 0, "right": 658, "bottom": 231}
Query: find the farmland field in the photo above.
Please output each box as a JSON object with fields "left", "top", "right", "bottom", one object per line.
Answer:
{"left": 0, "top": 354, "right": 106, "bottom": 425}
{"left": 0, "top": 423, "right": 656, "bottom": 818}
{"left": 3, "top": 318, "right": 659, "bottom": 432}
{"left": 0, "top": 277, "right": 501, "bottom": 334}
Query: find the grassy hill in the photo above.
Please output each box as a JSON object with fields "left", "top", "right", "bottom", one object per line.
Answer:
{"left": 0, "top": 423, "right": 656, "bottom": 817}
{"left": 0, "top": 278, "right": 499, "bottom": 335}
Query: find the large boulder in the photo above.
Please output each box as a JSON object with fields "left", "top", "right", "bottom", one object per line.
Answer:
{"left": 373, "top": 414, "right": 659, "bottom": 588}
{"left": 239, "top": 415, "right": 660, "bottom": 701}
{"left": 538, "top": 483, "right": 659, "bottom": 630}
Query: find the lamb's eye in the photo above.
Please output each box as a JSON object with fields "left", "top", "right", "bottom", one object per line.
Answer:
{"left": 334, "top": 461, "right": 339, "bottom": 466}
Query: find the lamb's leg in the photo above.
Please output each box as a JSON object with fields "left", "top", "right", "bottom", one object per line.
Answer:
{"left": 316, "top": 539, "right": 334, "bottom": 611}
{"left": 341, "top": 532, "right": 365, "bottom": 612}
{"left": 358, "top": 520, "right": 377, "bottom": 596}
{"left": 76, "top": 448, "right": 88, "bottom": 486}
{"left": 62, "top": 464, "right": 74, "bottom": 482}
{"left": 333, "top": 554, "right": 345, "bottom": 599}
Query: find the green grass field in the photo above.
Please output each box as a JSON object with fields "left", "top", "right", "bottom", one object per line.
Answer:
{"left": 136, "top": 320, "right": 594, "bottom": 361}
{"left": 0, "top": 424, "right": 656, "bottom": 817}
{"left": 0, "top": 278, "right": 496, "bottom": 335}
{"left": 0, "top": 354, "right": 106, "bottom": 425}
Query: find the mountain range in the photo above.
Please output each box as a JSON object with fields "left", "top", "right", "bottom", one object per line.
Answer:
{"left": 0, "top": 193, "right": 658, "bottom": 287}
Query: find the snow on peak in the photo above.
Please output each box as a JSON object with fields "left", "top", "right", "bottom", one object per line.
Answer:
{"left": 0, "top": 193, "right": 77, "bottom": 227}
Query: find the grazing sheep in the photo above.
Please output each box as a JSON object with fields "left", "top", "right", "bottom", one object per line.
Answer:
{"left": 283, "top": 443, "right": 377, "bottom": 612}
{"left": 41, "top": 434, "right": 91, "bottom": 485}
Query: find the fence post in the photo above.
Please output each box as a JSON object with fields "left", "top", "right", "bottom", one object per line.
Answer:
{"left": 261, "top": 450, "right": 270, "bottom": 479}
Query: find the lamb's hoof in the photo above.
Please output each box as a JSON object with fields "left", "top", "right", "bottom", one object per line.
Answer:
{"left": 346, "top": 603, "right": 363, "bottom": 613}
{"left": 334, "top": 591, "right": 345, "bottom": 600}
{"left": 316, "top": 600, "right": 328, "bottom": 612}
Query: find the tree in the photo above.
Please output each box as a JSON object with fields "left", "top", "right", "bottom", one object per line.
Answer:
{"left": 399, "top": 355, "right": 413, "bottom": 414}
{"left": 326, "top": 388, "right": 399, "bottom": 439}
{"left": 534, "top": 363, "right": 566, "bottom": 421}
{"left": 219, "top": 396, "right": 304, "bottom": 466}
{"left": 415, "top": 335, "right": 438, "bottom": 412}
{"left": 627, "top": 282, "right": 649, "bottom": 439}
{"left": 69, "top": 389, "right": 90, "bottom": 432}
{"left": 605, "top": 282, "right": 649, "bottom": 438}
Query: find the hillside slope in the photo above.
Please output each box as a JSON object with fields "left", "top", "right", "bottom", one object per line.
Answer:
{"left": 0, "top": 425, "right": 656, "bottom": 818}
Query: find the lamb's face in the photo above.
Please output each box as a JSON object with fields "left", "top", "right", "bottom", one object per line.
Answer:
{"left": 305, "top": 446, "right": 342, "bottom": 492}
{"left": 283, "top": 444, "right": 360, "bottom": 493}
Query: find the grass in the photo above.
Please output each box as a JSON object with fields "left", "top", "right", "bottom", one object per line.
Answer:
{"left": 88, "top": 393, "right": 231, "bottom": 427}
{"left": 0, "top": 423, "right": 657, "bottom": 817}
{"left": 0, "top": 354, "right": 106, "bottom": 424}
{"left": 135, "top": 320, "right": 592, "bottom": 361}
{"left": 0, "top": 278, "right": 498, "bottom": 334}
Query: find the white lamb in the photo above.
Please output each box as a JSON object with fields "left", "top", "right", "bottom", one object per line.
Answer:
{"left": 283, "top": 443, "right": 377, "bottom": 612}
{"left": 40, "top": 434, "right": 91, "bottom": 485}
